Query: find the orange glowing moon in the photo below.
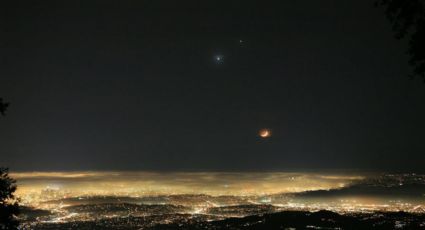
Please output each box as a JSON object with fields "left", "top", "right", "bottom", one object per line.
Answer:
{"left": 259, "top": 129, "right": 271, "bottom": 138}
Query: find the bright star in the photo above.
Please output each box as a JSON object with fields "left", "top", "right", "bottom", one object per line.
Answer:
{"left": 215, "top": 55, "right": 223, "bottom": 62}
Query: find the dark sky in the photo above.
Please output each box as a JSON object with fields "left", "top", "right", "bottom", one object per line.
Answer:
{"left": 1, "top": 0, "right": 425, "bottom": 172}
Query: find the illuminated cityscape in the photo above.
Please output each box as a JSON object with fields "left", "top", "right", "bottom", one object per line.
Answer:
{"left": 12, "top": 172, "right": 425, "bottom": 229}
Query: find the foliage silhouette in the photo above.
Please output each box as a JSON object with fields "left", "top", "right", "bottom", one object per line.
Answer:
{"left": 0, "top": 168, "right": 19, "bottom": 230}
{"left": 376, "top": 0, "right": 425, "bottom": 80}
{"left": 0, "top": 98, "right": 9, "bottom": 116}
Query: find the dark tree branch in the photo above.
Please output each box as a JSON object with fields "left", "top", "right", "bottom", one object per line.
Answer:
{"left": 376, "top": 0, "right": 425, "bottom": 80}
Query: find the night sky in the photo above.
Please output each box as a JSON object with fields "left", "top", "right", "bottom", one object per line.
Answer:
{"left": 1, "top": 0, "right": 425, "bottom": 172}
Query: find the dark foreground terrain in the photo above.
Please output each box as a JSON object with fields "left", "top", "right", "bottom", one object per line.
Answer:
{"left": 24, "top": 210, "right": 425, "bottom": 230}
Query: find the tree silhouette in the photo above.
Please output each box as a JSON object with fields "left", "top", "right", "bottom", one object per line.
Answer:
{"left": 376, "top": 0, "right": 425, "bottom": 80}
{"left": 0, "top": 168, "right": 19, "bottom": 230}
{"left": 0, "top": 100, "right": 19, "bottom": 229}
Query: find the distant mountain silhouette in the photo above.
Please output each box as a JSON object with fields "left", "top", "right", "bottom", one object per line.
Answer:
{"left": 295, "top": 178, "right": 425, "bottom": 198}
